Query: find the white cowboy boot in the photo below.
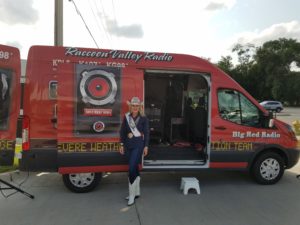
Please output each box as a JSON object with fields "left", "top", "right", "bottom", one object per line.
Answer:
{"left": 126, "top": 176, "right": 140, "bottom": 200}
{"left": 127, "top": 179, "right": 137, "bottom": 206}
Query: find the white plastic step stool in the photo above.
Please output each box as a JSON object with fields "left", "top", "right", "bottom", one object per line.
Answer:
{"left": 180, "top": 177, "right": 200, "bottom": 195}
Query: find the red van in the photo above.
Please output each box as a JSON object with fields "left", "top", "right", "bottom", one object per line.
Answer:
{"left": 0, "top": 44, "right": 21, "bottom": 167}
{"left": 19, "top": 45, "right": 299, "bottom": 192}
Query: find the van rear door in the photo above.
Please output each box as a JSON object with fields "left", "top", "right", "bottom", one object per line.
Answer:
{"left": 0, "top": 45, "right": 21, "bottom": 166}
{"left": 56, "top": 63, "right": 128, "bottom": 173}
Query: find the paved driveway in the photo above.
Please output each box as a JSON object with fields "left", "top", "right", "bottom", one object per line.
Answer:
{"left": 1, "top": 107, "right": 300, "bottom": 225}
{"left": 0, "top": 162, "right": 300, "bottom": 225}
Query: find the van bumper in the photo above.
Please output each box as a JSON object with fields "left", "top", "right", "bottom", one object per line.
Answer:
{"left": 19, "top": 149, "right": 58, "bottom": 172}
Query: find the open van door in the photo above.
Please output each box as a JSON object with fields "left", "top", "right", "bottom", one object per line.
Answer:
{"left": 143, "top": 71, "right": 211, "bottom": 169}
{"left": 0, "top": 45, "right": 21, "bottom": 166}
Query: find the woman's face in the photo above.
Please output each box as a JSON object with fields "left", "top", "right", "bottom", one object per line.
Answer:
{"left": 131, "top": 104, "right": 140, "bottom": 115}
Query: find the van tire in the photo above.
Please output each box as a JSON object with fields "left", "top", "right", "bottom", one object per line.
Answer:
{"left": 276, "top": 108, "right": 282, "bottom": 113}
{"left": 251, "top": 152, "right": 285, "bottom": 185}
{"left": 62, "top": 172, "right": 102, "bottom": 193}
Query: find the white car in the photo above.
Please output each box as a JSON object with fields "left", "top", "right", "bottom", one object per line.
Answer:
{"left": 260, "top": 101, "right": 283, "bottom": 112}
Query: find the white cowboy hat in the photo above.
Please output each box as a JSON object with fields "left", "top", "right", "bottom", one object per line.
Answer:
{"left": 127, "top": 97, "right": 143, "bottom": 106}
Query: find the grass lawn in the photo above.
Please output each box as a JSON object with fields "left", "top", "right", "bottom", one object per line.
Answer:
{"left": 0, "top": 166, "right": 17, "bottom": 174}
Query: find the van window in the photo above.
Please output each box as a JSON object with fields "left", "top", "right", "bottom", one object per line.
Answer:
{"left": 218, "top": 89, "right": 260, "bottom": 127}
{"left": 49, "top": 80, "right": 58, "bottom": 99}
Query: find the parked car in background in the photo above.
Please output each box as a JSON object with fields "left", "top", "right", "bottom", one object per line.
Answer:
{"left": 260, "top": 101, "right": 284, "bottom": 112}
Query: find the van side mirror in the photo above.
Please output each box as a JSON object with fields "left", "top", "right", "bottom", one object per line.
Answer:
{"left": 269, "top": 118, "right": 274, "bottom": 128}
{"left": 262, "top": 112, "right": 274, "bottom": 128}
{"left": 268, "top": 110, "right": 274, "bottom": 119}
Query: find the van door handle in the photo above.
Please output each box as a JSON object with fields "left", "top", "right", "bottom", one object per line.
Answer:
{"left": 215, "top": 126, "right": 226, "bottom": 130}
{"left": 51, "top": 104, "right": 57, "bottom": 129}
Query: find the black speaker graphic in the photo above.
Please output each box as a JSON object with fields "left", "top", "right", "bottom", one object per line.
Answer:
{"left": 74, "top": 65, "right": 121, "bottom": 137}
{"left": 79, "top": 69, "right": 117, "bottom": 106}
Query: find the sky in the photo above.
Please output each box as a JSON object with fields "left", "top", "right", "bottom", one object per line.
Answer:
{"left": 0, "top": 0, "right": 300, "bottom": 62}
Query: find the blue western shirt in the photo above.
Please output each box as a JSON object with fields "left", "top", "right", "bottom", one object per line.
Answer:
{"left": 120, "top": 113, "right": 149, "bottom": 149}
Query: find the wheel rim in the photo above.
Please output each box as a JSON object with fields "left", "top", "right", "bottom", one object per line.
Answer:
{"left": 69, "top": 173, "right": 95, "bottom": 188}
{"left": 260, "top": 158, "right": 280, "bottom": 180}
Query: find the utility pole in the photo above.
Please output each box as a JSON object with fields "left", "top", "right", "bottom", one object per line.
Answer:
{"left": 54, "top": 0, "right": 63, "bottom": 46}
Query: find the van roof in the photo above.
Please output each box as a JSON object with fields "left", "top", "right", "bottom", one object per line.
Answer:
{"left": 28, "top": 45, "right": 218, "bottom": 73}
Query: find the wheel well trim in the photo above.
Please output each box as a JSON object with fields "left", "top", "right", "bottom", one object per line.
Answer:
{"left": 248, "top": 146, "right": 288, "bottom": 170}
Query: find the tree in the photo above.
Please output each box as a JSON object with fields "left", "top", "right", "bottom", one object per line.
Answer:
{"left": 217, "top": 38, "right": 300, "bottom": 105}
{"left": 255, "top": 38, "right": 300, "bottom": 103}
{"left": 217, "top": 56, "right": 233, "bottom": 74}
{"left": 231, "top": 43, "right": 257, "bottom": 97}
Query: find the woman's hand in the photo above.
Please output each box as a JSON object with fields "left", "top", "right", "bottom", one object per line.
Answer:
{"left": 119, "top": 146, "right": 124, "bottom": 155}
{"left": 143, "top": 147, "right": 148, "bottom": 156}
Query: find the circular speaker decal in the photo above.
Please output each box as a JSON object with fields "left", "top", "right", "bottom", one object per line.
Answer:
{"left": 93, "top": 121, "right": 105, "bottom": 133}
{"left": 87, "top": 77, "right": 110, "bottom": 99}
{"left": 80, "top": 70, "right": 117, "bottom": 105}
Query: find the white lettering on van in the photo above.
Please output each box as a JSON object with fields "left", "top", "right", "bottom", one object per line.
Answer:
{"left": 64, "top": 48, "right": 174, "bottom": 63}
{"left": 0, "top": 51, "right": 10, "bottom": 60}
{"left": 144, "top": 52, "right": 173, "bottom": 62}
{"left": 232, "top": 131, "right": 280, "bottom": 139}
{"left": 109, "top": 50, "right": 143, "bottom": 63}
{"left": 232, "top": 131, "right": 244, "bottom": 139}
{"left": 53, "top": 59, "right": 65, "bottom": 66}
{"left": 65, "top": 47, "right": 109, "bottom": 59}
{"left": 246, "top": 131, "right": 260, "bottom": 138}
{"left": 106, "top": 61, "right": 127, "bottom": 68}
{"left": 261, "top": 132, "right": 280, "bottom": 138}
{"left": 78, "top": 61, "right": 98, "bottom": 65}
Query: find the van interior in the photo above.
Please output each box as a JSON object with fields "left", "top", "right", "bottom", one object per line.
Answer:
{"left": 144, "top": 71, "right": 209, "bottom": 167}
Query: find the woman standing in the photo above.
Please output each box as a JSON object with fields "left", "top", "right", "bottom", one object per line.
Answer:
{"left": 119, "top": 97, "right": 149, "bottom": 206}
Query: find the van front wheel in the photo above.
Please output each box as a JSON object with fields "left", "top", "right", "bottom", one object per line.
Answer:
{"left": 62, "top": 172, "right": 102, "bottom": 193}
{"left": 251, "top": 152, "right": 285, "bottom": 185}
